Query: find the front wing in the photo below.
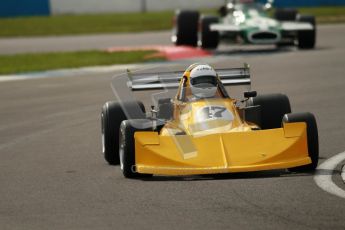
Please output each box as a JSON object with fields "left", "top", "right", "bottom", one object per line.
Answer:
{"left": 210, "top": 22, "right": 313, "bottom": 33}
{"left": 134, "top": 122, "right": 311, "bottom": 175}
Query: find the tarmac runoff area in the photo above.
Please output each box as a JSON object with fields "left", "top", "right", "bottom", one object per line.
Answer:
{"left": 1, "top": 24, "right": 345, "bottom": 229}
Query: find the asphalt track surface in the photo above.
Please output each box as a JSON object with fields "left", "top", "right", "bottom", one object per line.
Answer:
{"left": 1, "top": 24, "right": 345, "bottom": 229}
{"left": 0, "top": 31, "right": 171, "bottom": 55}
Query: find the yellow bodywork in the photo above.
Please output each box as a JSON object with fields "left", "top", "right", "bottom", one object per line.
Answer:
{"left": 132, "top": 65, "right": 311, "bottom": 175}
{"left": 134, "top": 123, "right": 310, "bottom": 176}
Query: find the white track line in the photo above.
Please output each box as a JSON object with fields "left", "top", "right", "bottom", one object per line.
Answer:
{"left": 314, "top": 151, "right": 345, "bottom": 199}
{"left": 0, "top": 63, "right": 146, "bottom": 82}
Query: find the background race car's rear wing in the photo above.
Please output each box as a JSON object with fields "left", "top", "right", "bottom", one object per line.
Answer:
{"left": 127, "top": 64, "right": 251, "bottom": 91}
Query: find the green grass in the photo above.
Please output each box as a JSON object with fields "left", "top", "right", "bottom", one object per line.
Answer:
{"left": 0, "top": 11, "right": 174, "bottom": 37}
{"left": 1, "top": 6, "right": 344, "bottom": 38}
{"left": 0, "top": 50, "right": 163, "bottom": 75}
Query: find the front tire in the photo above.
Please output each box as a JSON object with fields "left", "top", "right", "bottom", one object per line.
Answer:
{"left": 119, "top": 120, "right": 153, "bottom": 178}
{"left": 101, "top": 101, "right": 145, "bottom": 165}
{"left": 284, "top": 113, "right": 319, "bottom": 172}
{"left": 297, "top": 15, "right": 316, "bottom": 49}
{"left": 247, "top": 94, "right": 291, "bottom": 129}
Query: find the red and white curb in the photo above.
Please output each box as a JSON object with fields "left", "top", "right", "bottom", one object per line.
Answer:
{"left": 107, "top": 45, "right": 212, "bottom": 61}
{"left": 314, "top": 151, "right": 345, "bottom": 199}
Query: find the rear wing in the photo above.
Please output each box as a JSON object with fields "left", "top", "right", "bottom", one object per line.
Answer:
{"left": 127, "top": 64, "right": 251, "bottom": 91}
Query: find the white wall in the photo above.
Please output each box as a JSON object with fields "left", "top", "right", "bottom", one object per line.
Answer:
{"left": 50, "top": 0, "right": 226, "bottom": 14}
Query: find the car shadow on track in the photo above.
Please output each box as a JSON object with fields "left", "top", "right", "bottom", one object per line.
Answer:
{"left": 213, "top": 46, "right": 293, "bottom": 57}
{"left": 138, "top": 169, "right": 319, "bottom": 182}
{"left": 212, "top": 45, "right": 328, "bottom": 57}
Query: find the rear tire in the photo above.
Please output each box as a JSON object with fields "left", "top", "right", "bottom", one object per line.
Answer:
{"left": 201, "top": 16, "right": 219, "bottom": 49}
{"left": 297, "top": 15, "right": 316, "bottom": 49}
{"left": 101, "top": 101, "right": 145, "bottom": 165}
{"left": 247, "top": 94, "right": 291, "bottom": 129}
{"left": 284, "top": 113, "right": 319, "bottom": 172}
{"left": 274, "top": 8, "right": 298, "bottom": 21}
{"left": 174, "top": 10, "right": 199, "bottom": 47}
{"left": 119, "top": 120, "right": 154, "bottom": 178}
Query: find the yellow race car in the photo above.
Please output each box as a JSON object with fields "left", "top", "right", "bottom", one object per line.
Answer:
{"left": 101, "top": 63, "right": 318, "bottom": 178}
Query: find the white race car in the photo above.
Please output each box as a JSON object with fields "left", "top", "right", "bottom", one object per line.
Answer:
{"left": 173, "top": 0, "right": 316, "bottom": 49}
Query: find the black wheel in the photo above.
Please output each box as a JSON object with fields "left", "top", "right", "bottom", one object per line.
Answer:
{"left": 297, "top": 15, "right": 316, "bottom": 49}
{"left": 101, "top": 101, "right": 145, "bottom": 165}
{"left": 283, "top": 113, "right": 319, "bottom": 171}
{"left": 201, "top": 16, "right": 219, "bottom": 49}
{"left": 174, "top": 10, "right": 199, "bottom": 47}
{"left": 157, "top": 98, "right": 173, "bottom": 120}
{"left": 247, "top": 94, "right": 291, "bottom": 129}
{"left": 274, "top": 8, "right": 298, "bottom": 21}
{"left": 119, "top": 119, "right": 153, "bottom": 178}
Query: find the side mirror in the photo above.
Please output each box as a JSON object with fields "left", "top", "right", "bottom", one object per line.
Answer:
{"left": 244, "top": 91, "right": 257, "bottom": 98}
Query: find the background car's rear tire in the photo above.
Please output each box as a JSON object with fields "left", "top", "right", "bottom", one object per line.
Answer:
{"left": 284, "top": 113, "right": 319, "bottom": 172}
{"left": 119, "top": 119, "right": 153, "bottom": 178}
{"left": 297, "top": 15, "right": 316, "bottom": 49}
{"left": 201, "top": 16, "right": 219, "bottom": 49}
{"left": 247, "top": 94, "right": 291, "bottom": 129}
{"left": 274, "top": 8, "right": 298, "bottom": 21}
{"left": 101, "top": 101, "right": 145, "bottom": 165}
{"left": 174, "top": 10, "right": 199, "bottom": 47}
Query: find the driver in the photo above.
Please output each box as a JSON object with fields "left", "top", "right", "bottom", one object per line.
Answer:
{"left": 189, "top": 64, "right": 218, "bottom": 100}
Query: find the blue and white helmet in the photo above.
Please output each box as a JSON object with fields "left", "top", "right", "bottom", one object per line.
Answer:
{"left": 190, "top": 64, "right": 218, "bottom": 99}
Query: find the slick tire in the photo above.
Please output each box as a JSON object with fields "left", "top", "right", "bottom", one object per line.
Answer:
{"left": 284, "top": 113, "right": 319, "bottom": 172}
{"left": 201, "top": 16, "right": 220, "bottom": 49}
{"left": 274, "top": 8, "right": 298, "bottom": 21}
{"left": 119, "top": 119, "right": 153, "bottom": 178}
{"left": 247, "top": 94, "right": 291, "bottom": 129}
{"left": 297, "top": 15, "right": 316, "bottom": 49}
{"left": 101, "top": 101, "right": 145, "bottom": 165}
{"left": 175, "top": 10, "right": 199, "bottom": 47}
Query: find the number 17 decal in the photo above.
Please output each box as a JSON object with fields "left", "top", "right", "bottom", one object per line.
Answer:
{"left": 196, "top": 106, "right": 234, "bottom": 121}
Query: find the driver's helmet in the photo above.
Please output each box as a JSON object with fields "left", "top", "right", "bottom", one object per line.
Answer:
{"left": 189, "top": 64, "right": 218, "bottom": 99}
